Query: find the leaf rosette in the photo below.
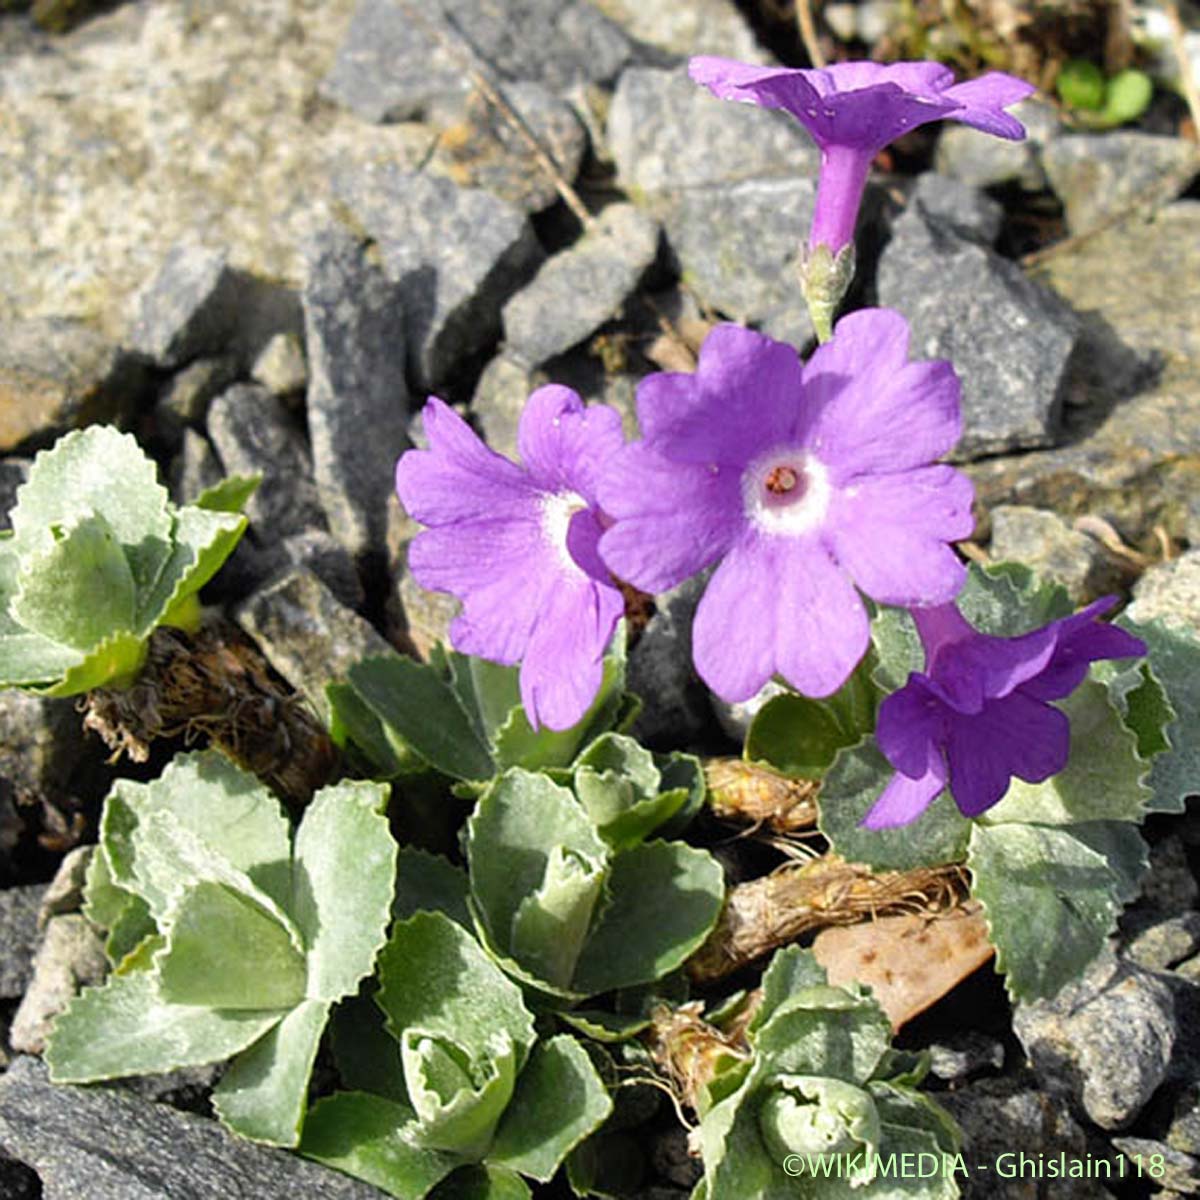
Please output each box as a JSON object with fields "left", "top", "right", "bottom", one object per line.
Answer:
{"left": 0, "top": 426, "right": 257, "bottom": 695}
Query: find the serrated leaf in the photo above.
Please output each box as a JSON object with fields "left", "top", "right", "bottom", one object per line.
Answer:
{"left": 968, "top": 822, "right": 1119, "bottom": 1001}
{"left": 348, "top": 653, "right": 495, "bottom": 782}
{"left": 750, "top": 947, "right": 831, "bottom": 1035}
{"left": 0, "top": 629, "right": 84, "bottom": 687}
{"left": 11, "top": 513, "right": 136, "bottom": 650}
{"left": 556, "top": 1010, "right": 650, "bottom": 1043}
{"left": 212, "top": 997, "right": 332, "bottom": 1146}
{"left": 44, "top": 966, "right": 279, "bottom": 1083}
{"left": 393, "top": 847, "right": 472, "bottom": 929}
{"left": 870, "top": 605, "right": 923, "bottom": 693}
{"left": 300, "top": 1091, "right": 460, "bottom": 1199}
{"left": 429, "top": 1164, "right": 532, "bottom": 1200}
{"left": 10, "top": 425, "right": 173, "bottom": 596}
{"left": 376, "top": 912, "right": 536, "bottom": 1067}
{"left": 156, "top": 881, "right": 307, "bottom": 1010}
{"left": 290, "top": 780, "right": 395, "bottom": 1002}
{"left": 1068, "top": 820, "right": 1149, "bottom": 905}
{"left": 489, "top": 1036, "right": 613, "bottom": 1181}
{"left": 745, "top": 694, "right": 858, "bottom": 781}
{"left": 818, "top": 740, "right": 971, "bottom": 871}
{"left": 982, "top": 681, "right": 1150, "bottom": 825}
{"left": 572, "top": 840, "right": 724, "bottom": 996}
{"left": 467, "top": 771, "right": 608, "bottom": 968}
{"left": 327, "top": 680, "right": 410, "bottom": 778}
{"left": 193, "top": 472, "right": 261, "bottom": 514}
{"left": 957, "top": 562, "right": 1073, "bottom": 634}
{"left": 37, "top": 628, "right": 146, "bottom": 695}
{"left": 1096, "top": 659, "right": 1174, "bottom": 760}
{"left": 1112, "top": 617, "right": 1200, "bottom": 814}
{"left": 753, "top": 989, "right": 892, "bottom": 1084}
{"left": 102, "top": 751, "right": 293, "bottom": 912}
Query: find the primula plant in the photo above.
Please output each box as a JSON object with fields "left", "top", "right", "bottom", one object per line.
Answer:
{"left": 6, "top": 38, "right": 1199, "bottom": 1200}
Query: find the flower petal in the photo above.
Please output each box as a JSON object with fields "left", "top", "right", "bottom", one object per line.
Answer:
{"left": 821, "top": 61, "right": 956, "bottom": 97}
{"left": 944, "top": 691, "right": 1069, "bottom": 817}
{"left": 827, "top": 466, "right": 974, "bottom": 606}
{"left": 636, "top": 325, "right": 802, "bottom": 466}
{"left": 598, "top": 444, "right": 743, "bottom": 593}
{"left": 396, "top": 398, "right": 535, "bottom": 526}
{"left": 692, "top": 534, "right": 869, "bottom": 702}
{"left": 800, "top": 310, "right": 962, "bottom": 475}
{"left": 876, "top": 676, "right": 947, "bottom": 778}
{"left": 517, "top": 385, "right": 625, "bottom": 502}
{"left": 860, "top": 759, "right": 948, "bottom": 830}
{"left": 943, "top": 73, "right": 1037, "bottom": 140}
{"left": 519, "top": 574, "right": 624, "bottom": 731}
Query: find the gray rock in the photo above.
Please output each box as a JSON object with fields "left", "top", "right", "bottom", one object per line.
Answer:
{"left": 471, "top": 352, "right": 541, "bottom": 458}
{"left": 591, "top": 0, "right": 767, "bottom": 62}
{"left": 303, "top": 225, "right": 410, "bottom": 564}
{"left": 9, "top": 914, "right": 107, "bottom": 1055}
{"left": 939, "top": 1075, "right": 1118, "bottom": 1199}
{"left": 988, "top": 506, "right": 1124, "bottom": 603}
{"left": 36, "top": 845, "right": 93, "bottom": 927}
{"left": 322, "top": 0, "right": 632, "bottom": 123}
{"left": 0, "top": 1055, "right": 387, "bottom": 1200}
{"left": 1137, "top": 835, "right": 1199, "bottom": 916}
{"left": 1125, "top": 913, "right": 1200, "bottom": 972}
{"left": 1014, "top": 952, "right": 1176, "bottom": 1130}
{"left": 904, "top": 172, "right": 1004, "bottom": 245}
{"left": 607, "top": 66, "right": 819, "bottom": 195}
{"left": 154, "top": 357, "right": 239, "bottom": 448}
{"left": 127, "top": 244, "right": 243, "bottom": 368}
{"left": 207, "top": 383, "right": 326, "bottom": 543}
{"left": 925, "top": 1031, "right": 1005, "bottom": 1083}
{"left": 503, "top": 204, "right": 659, "bottom": 364}
{"left": 429, "top": 81, "right": 587, "bottom": 215}
{"left": 0, "top": 692, "right": 89, "bottom": 810}
{"left": 168, "top": 429, "right": 224, "bottom": 508}
{"left": 1169, "top": 1085, "right": 1200, "bottom": 1156}
{"left": 0, "top": 319, "right": 147, "bottom": 453}
{"left": 334, "top": 166, "right": 543, "bottom": 387}
{"left": 661, "top": 177, "right": 819, "bottom": 347}
{"left": 626, "top": 573, "right": 712, "bottom": 746}
{"left": 877, "top": 202, "right": 1079, "bottom": 459}
{"left": 0, "top": 460, "right": 30, "bottom": 529}
{"left": 250, "top": 332, "right": 308, "bottom": 399}
{"left": 1128, "top": 549, "right": 1200, "bottom": 633}
{"left": 1111, "top": 1138, "right": 1200, "bottom": 1193}
{"left": 934, "top": 97, "right": 1059, "bottom": 190}
{"left": 389, "top": 543, "right": 461, "bottom": 661}
{"left": 1042, "top": 133, "right": 1200, "bottom": 235}
{"left": 236, "top": 567, "right": 392, "bottom": 721}
{"left": 0, "top": 886, "right": 45, "bottom": 1000}
{"left": 964, "top": 203, "right": 1200, "bottom": 544}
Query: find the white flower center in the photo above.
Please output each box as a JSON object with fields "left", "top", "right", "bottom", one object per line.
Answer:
{"left": 540, "top": 490, "right": 589, "bottom": 574}
{"left": 742, "top": 447, "right": 831, "bottom": 536}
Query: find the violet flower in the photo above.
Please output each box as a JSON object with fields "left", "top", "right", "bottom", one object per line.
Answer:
{"left": 862, "top": 597, "right": 1147, "bottom": 829}
{"left": 598, "top": 308, "right": 973, "bottom": 704}
{"left": 688, "top": 57, "right": 1034, "bottom": 337}
{"left": 394, "top": 388, "right": 625, "bottom": 732}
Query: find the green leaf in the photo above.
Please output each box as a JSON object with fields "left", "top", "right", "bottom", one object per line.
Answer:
{"left": 0, "top": 628, "right": 83, "bottom": 687}
{"left": 1057, "top": 58, "right": 1106, "bottom": 109}
{"left": 749, "top": 947, "right": 831, "bottom": 1035}
{"left": 290, "top": 780, "right": 396, "bottom": 1002}
{"left": 10, "top": 425, "right": 173, "bottom": 597}
{"left": 957, "top": 562, "right": 1073, "bottom": 634}
{"left": 393, "top": 847, "right": 472, "bottom": 929}
{"left": 300, "top": 1091, "right": 460, "bottom": 1199}
{"left": 818, "top": 740, "right": 971, "bottom": 871}
{"left": 557, "top": 1011, "right": 651, "bottom": 1044}
{"left": 11, "top": 513, "right": 136, "bottom": 650}
{"left": 1101, "top": 69, "right": 1153, "bottom": 125}
{"left": 212, "top": 998, "right": 332, "bottom": 1146}
{"left": 348, "top": 653, "right": 495, "bottom": 782}
{"left": 745, "top": 693, "right": 858, "bottom": 781}
{"left": 155, "top": 881, "right": 307, "bottom": 1010}
{"left": 572, "top": 840, "right": 724, "bottom": 996}
{"left": 1111, "top": 617, "right": 1200, "bottom": 813}
{"left": 327, "top": 680, "right": 411, "bottom": 778}
{"left": 466, "top": 770, "right": 608, "bottom": 970}
{"left": 44, "top": 967, "right": 279, "bottom": 1083}
{"left": 429, "top": 1165, "right": 531, "bottom": 1200}
{"left": 37, "top": 629, "right": 146, "bottom": 695}
{"left": 982, "top": 681, "right": 1150, "bottom": 825}
{"left": 968, "top": 822, "right": 1119, "bottom": 1001}
{"left": 376, "top": 912, "right": 536, "bottom": 1069}
{"left": 870, "top": 605, "right": 923, "bottom": 693}
{"left": 1070, "top": 820, "right": 1149, "bottom": 904}
{"left": 489, "top": 1036, "right": 613, "bottom": 1181}
{"left": 193, "top": 472, "right": 261, "bottom": 514}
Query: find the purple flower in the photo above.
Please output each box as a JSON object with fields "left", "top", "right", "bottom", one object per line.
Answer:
{"left": 394, "top": 388, "right": 625, "bottom": 732}
{"left": 597, "top": 308, "right": 973, "bottom": 703}
{"left": 862, "top": 597, "right": 1147, "bottom": 828}
{"left": 689, "top": 58, "right": 1035, "bottom": 256}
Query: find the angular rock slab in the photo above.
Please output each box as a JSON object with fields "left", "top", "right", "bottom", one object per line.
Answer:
{"left": 303, "top": 225, "right": 409, "bottom": 564}
{"left": 591, "top": 0, "right": 767, "bottom": 63}
{"left": 877, "top": 201, "right": 1079, "bottom": 459}
{"left": 0, "top": 1056, "right": 386, "bottom": 1200}
{"left": 607, "top": 66, "right": 820, "bottom": 194}
{"left": 334, "top": 166, "right": 543, "bottom": 388}
{"left": 0, "top": 886, "right": 45, "bottom": 1001}
{"left": 322, "top": 0, "right": 633, "bottom": 123}
{"left": 503, "top": 203, "right": 660, "bottom": 364}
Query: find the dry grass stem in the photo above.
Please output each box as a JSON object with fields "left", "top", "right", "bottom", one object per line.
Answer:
{"left": 687, "top": 853, "right": 969, "bottom": 984}
{"left": 646, "top": 1001, "right": 753, "bottom": 1116}
{"left": 794, "top": 0, "right": 828, "bottom": 68}
{"left": 704, "top": 759, "right": 819, "bottom": 834}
